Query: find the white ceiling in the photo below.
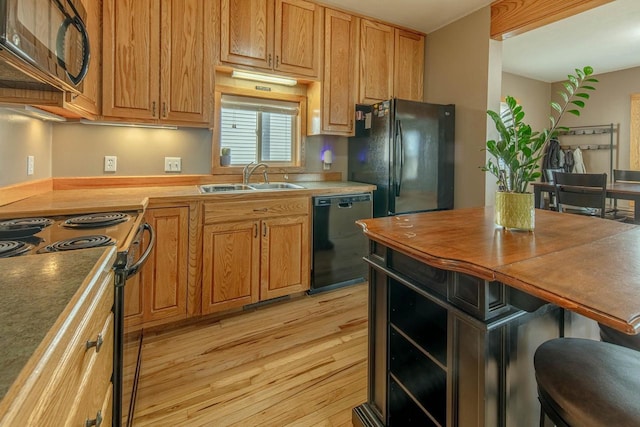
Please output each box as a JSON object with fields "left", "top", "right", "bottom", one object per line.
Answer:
{"left": 320, "top": 0, "right": 640, "bottom": 83}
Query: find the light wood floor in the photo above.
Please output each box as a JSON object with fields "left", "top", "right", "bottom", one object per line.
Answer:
{"left": 132, "top": 283, "right": 368, "bottom": 427}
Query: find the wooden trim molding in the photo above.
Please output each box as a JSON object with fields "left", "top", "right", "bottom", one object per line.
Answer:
{"left": 0, "top": 178, "right": 53, "bottom": 206}
{"left": 490, "top": 0, "right": 613, "bottom": 40}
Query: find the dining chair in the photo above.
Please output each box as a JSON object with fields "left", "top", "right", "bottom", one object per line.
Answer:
{"left": 543, "top": 168, "right": 564, "bottom": 210}
{"left": 552, "top": 172, "right": 607, "bottom": 218}
{"left": 610, "top": 169, "right": 640, "bottom": 222}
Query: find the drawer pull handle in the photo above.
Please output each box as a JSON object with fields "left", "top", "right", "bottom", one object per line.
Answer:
{"left": 86, "top": 334, "right": 103, "bottom": 353}
{"left": 253, "top": 208, "right": 268, "bottom": 212}
{"left": 85, "top": 410, "right": 102, "bottom": 427}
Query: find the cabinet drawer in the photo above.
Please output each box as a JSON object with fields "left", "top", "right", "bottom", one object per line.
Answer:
{"left": 67, "top": 312, "right": 114, "bottom": 426}
{"left": 204, "top": 197, "right": 309, "bottom": 223}
{"left": 35, "top": 273, "right": 114, "bottom": 423}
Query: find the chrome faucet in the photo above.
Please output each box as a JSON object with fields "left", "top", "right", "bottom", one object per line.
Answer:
{"left": 243, "top": 162, "right": 270, "bottom": 185}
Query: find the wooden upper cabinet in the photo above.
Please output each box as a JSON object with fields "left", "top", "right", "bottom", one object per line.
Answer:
{"left": 220, "top": 0, "right": 274, "bottom": 69}
{"left": 359, "top": 19, "right": 425, "bottom": 104}
{"left": 103, "top": 0, "right": 213, "bottom": 125}
{"left": 394, "top": 29, "right": 424, "bottom": 102}
{"left": 359, "top": 19, "right": 394, "bottom": 104}
{"left": 307, "top": 8, "right": 356, "bottom": 136}
{"left": 103, "top": 0, "right": 159, "bottom": 120}
{"left": 274, "top": 0, "right": 322, "bottom": 77}
{"left": 219, "top": 0, "right": 322, "bottom": 78}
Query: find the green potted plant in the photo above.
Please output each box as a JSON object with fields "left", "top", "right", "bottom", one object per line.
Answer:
{"left": 220, "top": 147, "right": 231, "bottom": 166}
{"left": 484, "top": 66, "right": 598, "bottom": 230}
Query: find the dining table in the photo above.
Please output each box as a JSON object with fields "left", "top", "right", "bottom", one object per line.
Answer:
{"left": 532, "top": 181, "right": 640, "bottom": 222}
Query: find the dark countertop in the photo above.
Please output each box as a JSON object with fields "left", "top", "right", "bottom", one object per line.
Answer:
{"left": 0, "top": 247, "right": 116, "bottom": 401}
{"left": 356, "top": 207, "right": 640, "bottom": 334}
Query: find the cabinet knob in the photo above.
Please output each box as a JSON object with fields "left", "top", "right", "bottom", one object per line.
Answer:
{"left": 85, "top": 410, "right": 102, "bottom": 427}
{"left": 86, "top": 333, "right": 104, "bottom": 353}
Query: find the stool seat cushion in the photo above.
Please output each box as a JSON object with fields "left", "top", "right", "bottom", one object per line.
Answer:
{"left": 534, "top": 338, "right": 640, "bottom": 427}
{"left": 599, "top": 323, "right": 640, "bottom": 351}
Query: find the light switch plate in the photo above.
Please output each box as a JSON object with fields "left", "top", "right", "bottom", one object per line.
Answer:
{"left": 27, "top": 155, "right": 34, "bottom": 175}
{"left": 164, "top": 157, "right": 182, "bottom": 172}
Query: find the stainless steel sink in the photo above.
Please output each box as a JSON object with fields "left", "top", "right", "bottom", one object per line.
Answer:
{"left": 248, "top": 182, "right": 305, "bottom": 190}
{"left": 199, "top": 184, "right": 254, "bottom": 193}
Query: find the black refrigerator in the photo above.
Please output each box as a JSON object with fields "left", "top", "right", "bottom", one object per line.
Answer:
{"left": 348, "top": 98, "right": 455, "bottom": 217}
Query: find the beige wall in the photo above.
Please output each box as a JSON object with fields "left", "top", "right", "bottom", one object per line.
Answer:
{"left": 0, "top": 110, "right": 52, "bottom": 187}
{"left": 551, "top": 66, "right": 640, "bottom": 176}
{"left": 51, "top": 124, "right": 213, "bottom": 176}
{"left": 425, "top": 6, "right": 495, "bottom": 208}
{"left": 501, "top": 72, "right": 551, "bottom": 135}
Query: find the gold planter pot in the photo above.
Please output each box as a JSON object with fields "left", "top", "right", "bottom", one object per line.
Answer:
{"left": 495, "top": 191, "right": 535, "bottom": 231}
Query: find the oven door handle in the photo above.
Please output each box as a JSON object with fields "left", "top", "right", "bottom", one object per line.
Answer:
{"left": 126, "top": 223, "right": 155, "bottom": 279}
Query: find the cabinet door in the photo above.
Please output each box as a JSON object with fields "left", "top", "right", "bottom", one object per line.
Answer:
{"left": 359, "top": 19, "right": 394, "bottom": 104}
{"left": 202, "top": 220, "right": 260, "bottom": 314}
{"left": 220, "top": 0, "right": 274, "bottom": 70}
{"left": 322, "top": 9, "right": 356, "bottom": 134}
{"left": 274, "top": 0, "right": 322, "bottom": 77}
{"left": 141, "top": 207, "right": 189, "bottom": 325}
{"left": 260, "top": 215, "right": 309, "bottom": 300}
{"left": 102, "top": 0, "right": 160, "bottom": 120}
{"left": 160, "top": 0, "right": 213, "bottom": 124}
{"left": 66, "top": 0, "right": 102, "bottom": 117}
{"left": 394, "top": 29, "right": 424, "bottom": 102}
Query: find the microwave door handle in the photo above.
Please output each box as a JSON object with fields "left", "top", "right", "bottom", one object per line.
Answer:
{"left": 126, "top": 223, "right": 155, "bottom": 279}
{"left": 55, "top": 6, "right": 91, "bottom": 84}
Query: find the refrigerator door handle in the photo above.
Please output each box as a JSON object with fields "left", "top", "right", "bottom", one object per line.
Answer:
{"left": 395, "top": 120, "right": 404, "bottom": 196}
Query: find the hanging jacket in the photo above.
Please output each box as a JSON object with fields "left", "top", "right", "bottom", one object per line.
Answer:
{"left": 573, "top": 147, "right": 586, "bottom": 173}
{"left": 542, "top": 138, "right": 563, "bottom": 181}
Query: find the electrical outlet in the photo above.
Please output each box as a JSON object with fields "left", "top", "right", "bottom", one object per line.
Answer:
{"left": 164, "top": 157, "right": 182, "bottom": 172}
{"left": 104, "top": 156, "right": 117, "bottom": 172}
{"left": 27, "top": 155, "right": 34, "bottom": 176}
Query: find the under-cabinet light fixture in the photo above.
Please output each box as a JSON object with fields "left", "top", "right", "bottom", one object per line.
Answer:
{"left": 0, "top": 105, "right": 66, "bottom": 122}
{"left": 79, "top": 119, "right": 178, "bottom": 130}
{"left": 231, "top": 70, "right": 297, "bottom": 86}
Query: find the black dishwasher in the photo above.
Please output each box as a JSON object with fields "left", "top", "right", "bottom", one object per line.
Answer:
{"left": 311, "top": 193, "right": 372, "bottom": 293}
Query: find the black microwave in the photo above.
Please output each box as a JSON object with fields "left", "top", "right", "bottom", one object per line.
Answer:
{"left": 0, "top": 0, "right": 90, "bottom": 92}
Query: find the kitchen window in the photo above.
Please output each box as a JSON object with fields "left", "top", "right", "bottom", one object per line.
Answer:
{"left": 213, "top": 89, "right": 306, "bottom": 173}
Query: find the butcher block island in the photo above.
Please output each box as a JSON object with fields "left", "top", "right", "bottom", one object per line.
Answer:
{"left": 353, "top": 207, "right": 640, "bottom": 427}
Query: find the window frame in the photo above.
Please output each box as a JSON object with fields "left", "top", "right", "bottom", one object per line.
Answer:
{"left": 212, "top": 85, "right": 307, "bottom": 175}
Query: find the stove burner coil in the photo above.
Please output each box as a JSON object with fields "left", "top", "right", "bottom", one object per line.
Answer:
{"left": 63, "top": 212, "right": 130, "bottom": 229}
{"left": 0, "top": 240, "right": 33, "bottom": 258}
{"left": 42, "top": 235, "right": 115, "bottom": 252}
{"left": 0, "top": 217, "right": 54, "bottom": 228}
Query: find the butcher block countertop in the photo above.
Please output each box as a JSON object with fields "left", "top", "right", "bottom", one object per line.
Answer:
{"left": 356, "top": 207, "right": 640, "bottom": 334}
{"left": 0, "top": 247, "right": 116, "bottom": 402}
{"left": 0, "top": 181, "right": 375, "bottom": 218}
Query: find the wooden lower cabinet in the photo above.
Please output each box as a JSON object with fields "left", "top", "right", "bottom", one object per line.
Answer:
{"left": 201, "top": 197, "right": 310, "bottom": 315}
{"left": 125, "top": 206, "right": 189, "bottom": 329}
{"left": 260, "top": 215, "right": 309, "bottom": 300}
{"left": 202, "top": 220, "right": 260, "bottom": 313}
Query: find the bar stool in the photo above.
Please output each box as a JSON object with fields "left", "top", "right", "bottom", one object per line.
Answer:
{"left": 599, "top": 322, "right": 640, "bottom": 351}
{"left": 534, "top": 337, "right": 640, "bottom": 427}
